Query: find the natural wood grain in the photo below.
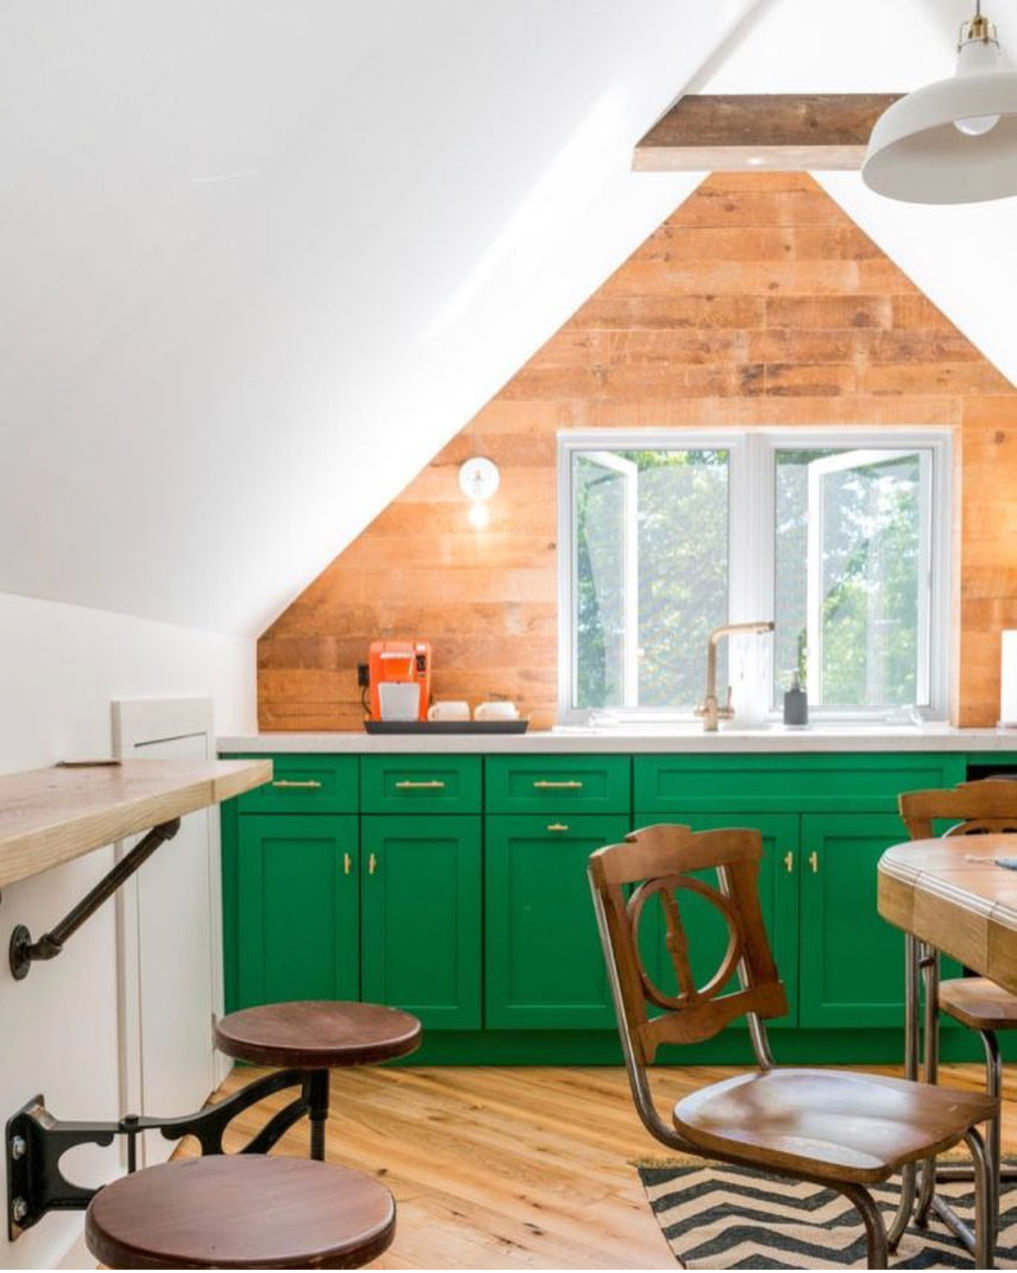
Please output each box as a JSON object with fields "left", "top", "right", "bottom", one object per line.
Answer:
{"left": 940, "top": 978, "right": 1017, "bottom": 1031}
{"left": 215, "top": 1001, "right": 422, "bottom": 1069}
{"left": 899, "top": 779, "right": 1017, "bottom": 1032}
{"left": 633, "top": 94, "right": 902, "bottom": 172}
{"left": 0, "top": 758, "right": 271, "bottom": 889}
{"left": 259, "top": 172, "right": 1017, "bottom": 732}
{"left": 589, "top": 824, "right": 787, "bottom": 1055}
{"left": 878, "top": 835, "right": 1017, "bottom": 992}
{"left": 183, "top": 1063, "right": 1017, "bottom": 1270}
{"left": 86, "top": 1155, "right": 395, "bottom": 1269}
{"left": 673, "top": 1067, "right": 994, "bottom": 1184}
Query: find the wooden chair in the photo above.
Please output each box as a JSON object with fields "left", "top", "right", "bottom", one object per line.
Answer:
{"left": 898, "top": 777, "right": 1017, "bottom": 1238}
{"left": 588, "top": 823, "right": 997, "bottom": 1270}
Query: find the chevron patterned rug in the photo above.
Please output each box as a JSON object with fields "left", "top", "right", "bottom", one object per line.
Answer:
{"left": 638, "top": 1160, "right": 1017, "bottom": 1269}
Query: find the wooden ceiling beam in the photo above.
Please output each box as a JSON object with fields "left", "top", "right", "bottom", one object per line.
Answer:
{"left": 633, "top": 94, "right": 903, "bottom": 172}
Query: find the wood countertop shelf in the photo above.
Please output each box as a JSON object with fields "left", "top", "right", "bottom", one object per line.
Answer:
{"left": 0, "top": 758, "right": 272, "bottom": 890}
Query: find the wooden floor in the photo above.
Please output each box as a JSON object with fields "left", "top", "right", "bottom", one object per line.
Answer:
{"left": 191, "top": 1062, "right": 1017, "bottom": 1269}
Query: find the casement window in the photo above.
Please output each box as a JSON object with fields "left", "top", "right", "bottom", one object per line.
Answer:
{"left": 557, "top": 430, "right": 951, "bottom": 724}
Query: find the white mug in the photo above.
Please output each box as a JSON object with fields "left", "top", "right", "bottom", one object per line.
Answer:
{"left": 428, "top": 700, "right": 470, "bottom": 722}
{"left": 474, "top": 701, "right": 519, "bottom": 721}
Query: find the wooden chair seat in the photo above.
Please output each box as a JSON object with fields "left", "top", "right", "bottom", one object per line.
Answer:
{"left": 939, "top": 977, "right": 1017, "bottom": 1032}
{"left": 214, "top": 1000, "right": 421, "bottom": 1069}
{"left": 85, "top": 1155, "right": 395, "bottom": 1270}
{"left": 673, "top": 1067, "right": 997, "bottom": 1185}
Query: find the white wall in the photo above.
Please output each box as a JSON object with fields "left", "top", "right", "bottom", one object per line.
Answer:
{"left": 0, "top": 591, "right": 255, "bottom": 1269}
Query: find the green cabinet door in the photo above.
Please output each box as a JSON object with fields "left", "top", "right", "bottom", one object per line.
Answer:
{"left": 485, "top": 813, "right": 631, "bottom": 1029}
{"left": 800, "top": 813, "right": 921, "bottom": 1029}
{"left": 236, "top": 814, "right": 359, "bottom": 1008}
{"left": 634, "top": 813, "right": 799, "bottom": 1030}
{"left": 360, "top": 816, "right": 482, "bottom": 1029}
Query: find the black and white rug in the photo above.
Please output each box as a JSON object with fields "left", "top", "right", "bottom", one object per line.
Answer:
{"left": 638, "top": 1160, "right": 1017, "bottom": 1269}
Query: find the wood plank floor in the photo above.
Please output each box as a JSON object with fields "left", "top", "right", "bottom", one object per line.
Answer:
{"left": 188, "top": 1063, "right": 1017, "bottom": 1269}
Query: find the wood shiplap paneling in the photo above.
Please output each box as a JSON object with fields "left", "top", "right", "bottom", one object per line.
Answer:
{"left": 259, "top": 172, "right": 1017, "bottom": 731}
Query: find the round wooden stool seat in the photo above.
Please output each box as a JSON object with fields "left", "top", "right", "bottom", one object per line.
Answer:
{"left": 214, "top": 1000, "right": 421, "bottom": 1069}
{"left": 85, "top": 1155, "right": 395, "bottom": 1270}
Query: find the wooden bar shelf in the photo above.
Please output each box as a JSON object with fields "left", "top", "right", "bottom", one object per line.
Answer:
{"left": 0, "top": 758, "right": 271, "bottom": 890}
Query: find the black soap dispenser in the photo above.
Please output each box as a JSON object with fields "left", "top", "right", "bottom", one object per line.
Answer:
{"left": 783, "top": 672, "right": 808, "bottom": 727}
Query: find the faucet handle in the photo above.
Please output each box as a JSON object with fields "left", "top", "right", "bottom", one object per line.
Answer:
{"left": 718, "top": 685, "right": 735, "bottom": 720}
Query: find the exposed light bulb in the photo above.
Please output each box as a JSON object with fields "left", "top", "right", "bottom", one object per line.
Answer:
{"left": 468, "top": 500, "right": 489, "bottom": 529}
{"left": 954, "top": 17, "right": 1003, "bottom": 136}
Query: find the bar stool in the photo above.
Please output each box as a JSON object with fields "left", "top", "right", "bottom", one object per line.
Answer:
{"left": 86, "top": 1155, "right": 395, "bottom": 1269}
{"left": 213, "top": 1000, "right": 422, "bottom": 1160}
{"left": 897, "top": 778, "right": 1017, "bottom": 1243}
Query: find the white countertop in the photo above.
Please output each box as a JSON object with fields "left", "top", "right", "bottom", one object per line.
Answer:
{"left": 218, "top": 725, "right": 1017, "bottom": 755}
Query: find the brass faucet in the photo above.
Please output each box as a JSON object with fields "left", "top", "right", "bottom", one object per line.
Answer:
{"left": 695, "top": 621, "right": 775, "bottom": 732}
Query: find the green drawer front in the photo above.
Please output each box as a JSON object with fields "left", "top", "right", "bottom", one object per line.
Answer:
{"left": 485, "top": 755, "right": 631, "bottom": 814}
{"left": 361, "top": 755, "right": 481, "bottom": 814}
{"left": 233, "top": 754, "right": 359, "bottom": 814}
{"left": 634, "top": 753, "right": 965, "bottom": 814}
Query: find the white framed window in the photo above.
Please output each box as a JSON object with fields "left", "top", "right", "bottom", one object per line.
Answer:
{"left": 557, "top": 429, "right": 952, "bottom": 724}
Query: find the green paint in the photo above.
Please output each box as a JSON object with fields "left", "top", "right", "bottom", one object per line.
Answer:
{"left": 485, "top": 754, "right": 631, "bottom": 814}
{"left": 234, "top": 753, "right": 359, "bottom": 814}
{"left": 236, "top": 813, "right": 359, "bottom": 1006}
{"left": 485, "top": 813, "right": 631, "bottom": 1028}
{"left": 221, "top": 749, "right": 1011, "bottom": 1064}
{"left": 361, "top": 815, "right": 482, "bottom": 1028}
{"left": 360, "top": 755, "right": 482, "bottom": 814}
{"left": 634, "top": 752, "right": 967, "bottom": 813}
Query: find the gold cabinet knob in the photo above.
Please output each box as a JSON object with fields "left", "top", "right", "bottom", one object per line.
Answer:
{"left": 783, "top": 850, "right": 794, "bottom": 874}
{"left": 808, "top": 850, "right": 819, "bottom": 874}
{"left": 343, "top": 852, "right": 352, "bottom": 876}
{"left": 368, "top": 853, "right": 378, "bottom": 876}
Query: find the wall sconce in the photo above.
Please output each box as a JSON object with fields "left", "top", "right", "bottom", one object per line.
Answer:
{"left": 458, "top": 457, "right": 500, "bottom": 528}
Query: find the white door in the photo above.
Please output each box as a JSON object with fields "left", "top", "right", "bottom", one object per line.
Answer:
{"left": 113, "top": 699, "right": 221, "bottom": 1166}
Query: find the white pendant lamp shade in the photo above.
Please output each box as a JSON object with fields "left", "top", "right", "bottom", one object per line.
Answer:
{"left": 863, "top": 11, "right": 1017, "bottom": 204}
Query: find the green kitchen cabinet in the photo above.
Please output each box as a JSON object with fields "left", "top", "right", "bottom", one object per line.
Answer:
{"left": 236, "top": 813, "right": 359, "bottom": 1008}
{"left": 360, "top": 815, "right": 482, "bottom": 1029}
{"left": 635, "top": 813, "right": 800, "bottom": 1029}
{"left": 634, "top": 753, "right": 967, "bottom": 814}
{"left": 486, "top": 755, "right": 631, "bottom": 815}
{"left": 485, "top": 813, "right": 631, "bottom": 1029}
{"left": 798, "top": 813, "right": 962, "bottom": 1029}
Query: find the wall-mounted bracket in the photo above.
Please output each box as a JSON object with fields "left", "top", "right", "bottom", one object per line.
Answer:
{"left": 7, "top": 1069, "right": 313, "bottom": 1239}
{"left": 8, "top": 817, "right": 181, "bottom": 980}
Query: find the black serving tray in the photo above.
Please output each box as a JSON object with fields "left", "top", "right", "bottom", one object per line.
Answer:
{"left": 363, "top": 719, "right": 529, "bottom": 735}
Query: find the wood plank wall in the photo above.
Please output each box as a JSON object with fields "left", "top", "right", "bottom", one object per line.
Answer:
{"left": 259, "top": 172, "right": 1017, "bottom": 731}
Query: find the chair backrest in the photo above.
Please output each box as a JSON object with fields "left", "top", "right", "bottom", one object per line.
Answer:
{"left": 898, "top": 778, "right": 1017, "bottom": 840}
{"left": 588, "top": 823, "right": 787, "bottom": 1066}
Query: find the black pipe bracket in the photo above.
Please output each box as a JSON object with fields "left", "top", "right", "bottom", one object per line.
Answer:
{"left": 6, "top": 1069, "right": 313, "bottom": 1240}
{"left": 9, "top": 817, "right": 181, "bottom": 980}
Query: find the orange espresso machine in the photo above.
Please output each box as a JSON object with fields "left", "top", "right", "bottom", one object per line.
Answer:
{"left": 368, "top": 640, "right": 432, "bottom": 721}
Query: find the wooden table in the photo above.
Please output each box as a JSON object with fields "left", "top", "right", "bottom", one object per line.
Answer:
{"left": 878, "top": 834, "right": 1017, "bottom": 1255}
{"left": 878, "top": 835, "right": 1017, "bottom": 995}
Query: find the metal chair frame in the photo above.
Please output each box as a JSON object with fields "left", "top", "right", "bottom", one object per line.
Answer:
{"left": 589, "top": 832, "right": 993, "bottom": 1271}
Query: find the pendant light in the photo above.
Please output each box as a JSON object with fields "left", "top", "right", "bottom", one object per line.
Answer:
{"left": 862, "top": 2, "right": 1017, "bottom": 204}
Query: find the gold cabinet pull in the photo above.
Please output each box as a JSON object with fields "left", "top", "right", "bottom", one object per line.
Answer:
{"left": 808, "top": 850, "right": 819, "bottom": 874}
{"left": 547, "top": 823, "right": 570, "bottom": 833}
{"left": 533, "top": 779, "right": 583, "bottom": 790}
{"left": 368, "top": 853, "right": 378, "bottom": 876}
{"left": 395, "top": 779, "right": 446, "bottom": 790}
{"left": 272, "top": 779, "right": 322, "bottom": 790}
{"left": 783, "top": 850, "right": 794, "bottom": 874}
{"left": 343, "top": 852, "right": 352, "bottom": 876}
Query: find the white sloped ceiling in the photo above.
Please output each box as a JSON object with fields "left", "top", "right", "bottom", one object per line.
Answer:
{"left": 0, "top": 0, "right": 758, "bottom": 635}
